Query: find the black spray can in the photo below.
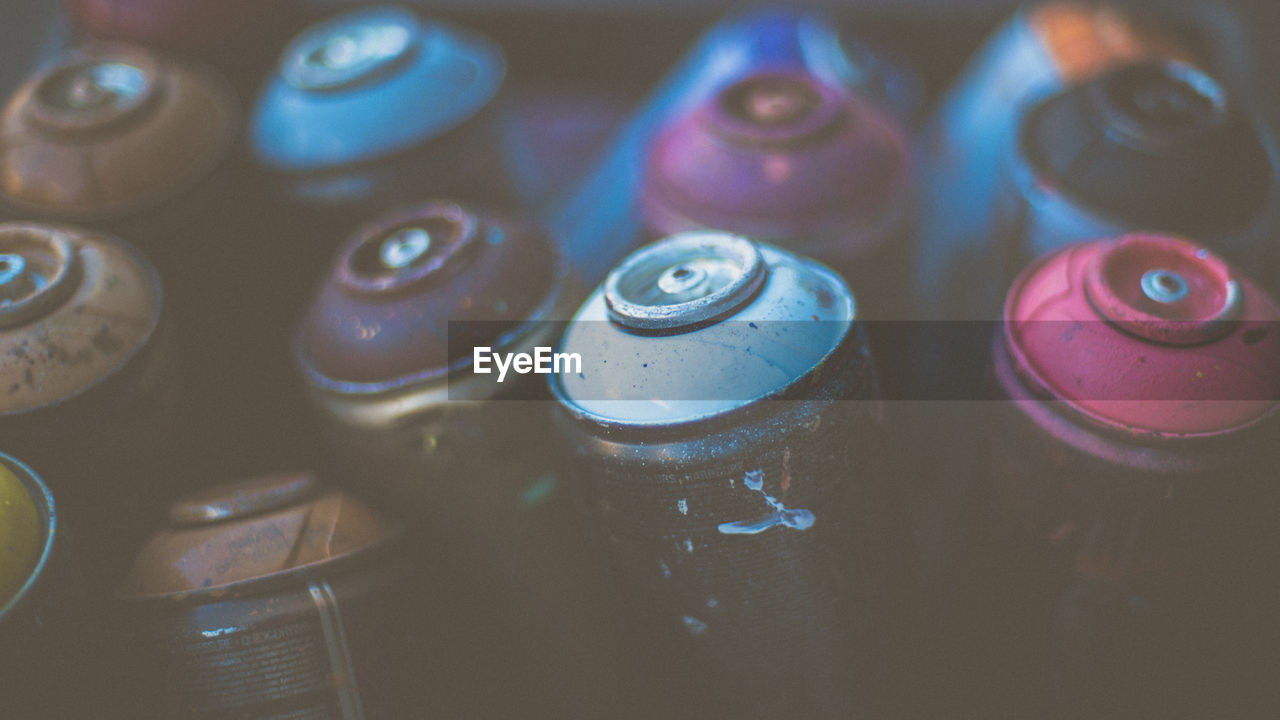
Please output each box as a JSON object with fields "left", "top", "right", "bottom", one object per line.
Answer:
{"left": 551, "top": 231, "right": 917, "bottom": 718}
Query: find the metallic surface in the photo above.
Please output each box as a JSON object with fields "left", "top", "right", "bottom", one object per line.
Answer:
{"left": 298, "top": 201, "right": 564, "bottom": 397}
{"left": 0, "top": 460, "right": 43, "bottom": 610}
{"left": 553, "top": 233, "right": 914, "bottom": 718}
{"left": 969, "top": 233, "right": 1280, "bottom": 717}
{"left": 1004, "top": 233, "right": 1278, "bottom": 436}
{"left": 559, "top": 234, "right": 857, "bottom": 426}
{"left": 640, "top": 70, "right": 911, "bottom": 284}
{"left": 0, "top": 222, "right": 160, "bottom": 415}
{"left": 916, "top": 0, "right": 1197, "bottom": 321}
{"left": 1013, "top": 61, "right": 1268, "bottom": 254}
{"left": 0, "top": 221, "right": 174, "bottom": 597}
{"left": 297, "top": 201, "right": 628, "bottom": 717}
{"left": 0, "top": 454, "right": 54, "bottom": 623}
{"left": 0, "top": 42, "right": 238, "bottom": 222}
{"left": 120, "top": 473, "right": 410, "bottom": 720}
{"left": 554, "top": 6, "right": 920, "bottom": 286}
{"left": 252, "top": 6, "right": 509, "bottom": 210}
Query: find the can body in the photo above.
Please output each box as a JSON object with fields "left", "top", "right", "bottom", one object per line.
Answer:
{"left": 296, "top": 201, "right": 632, "bottom": 718}
{"left": 120, "top": 474, "right": 417, "bottom": 719}
{"left": 953, "top": 234, "right": 1280, "bottom": 718}
{"left": 907, "top": 58, "right": 1272, "bottom": 598}
{"left": 553, "top": 233, "right": 917, "bottom": 718}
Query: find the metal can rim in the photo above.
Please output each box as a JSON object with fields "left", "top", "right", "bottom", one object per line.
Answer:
{"left": 0, "top": 452, "right": 56, "bottom": 622}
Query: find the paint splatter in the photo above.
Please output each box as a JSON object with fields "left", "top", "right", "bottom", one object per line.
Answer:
{"left": 681, "top": 616, "right": 708, "bottom": 635}
{"left": 718, "top": 469, "right": 816, "bottom": 535}
{"left": 677, "top": 498, "right": 688, "bottom": 516}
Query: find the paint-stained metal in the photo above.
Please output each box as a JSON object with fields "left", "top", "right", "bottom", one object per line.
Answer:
{"left": 119, "top": 472, "right": 411, "bottom": 719}
{"left": 552, "top": 232, "right": 917, "bottom": 718}
{"left": 977, "top": 234, "right": 1280, "bottom": 716}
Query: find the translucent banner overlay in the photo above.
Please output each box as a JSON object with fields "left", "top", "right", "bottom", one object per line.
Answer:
{"left": 445, "top": 321, "right": 1280, "bottom": 402}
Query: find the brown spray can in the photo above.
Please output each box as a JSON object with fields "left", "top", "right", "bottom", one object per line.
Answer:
{"left": 118, "top": 472, "right": 416, "bottom": 719}
{"left": 0, "top": 42, "right": 285, "bottom": 483}
{"left": 295, "top": 200, "right": 629, "bottom": 718}
{"left": 0, "top": 221, "right": 173, "bottom": 579}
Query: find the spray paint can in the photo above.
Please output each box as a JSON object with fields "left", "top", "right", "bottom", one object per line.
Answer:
{"left": 251, "top": 7, "right": 513, "bottom": 395}
{"left": 0, "top": 42, "right": 239, "bottom": 244}
{"left": 555, "top": 6, "right": 920, "bottom": 287}
{"left": 908, "top": 59, "right": 1271, "bottom": 587}
{"left": 551, "top": 231, "right": 916, "bottom": 718}
{"left": 997, "top": 60, "right": 1269, "bottom": 282}
{"left": 251, "top": 6, "right": 510, "bottom": 220}
{"left": 0, "top": 42, "right": 250, "bottom": 480}
{"left": 296, "top": 200, "right": 572, "bottom": 516}
{"left": 963, "top": 233, "right": 1280, "bottom": 718}
{"left": 916, "top": 1, "right": 1197, "bottom": 323}
{"left": 0, "top": 222, "right": 173, "bottom": 576}
{"left": 640, "top": 69, "right": 912, "bottom": 320}
{"left": 118, "top": 472, "right": 414, "bottom": 719}
{"left": 295, "top": 200, "right": 630, "bottom": 717}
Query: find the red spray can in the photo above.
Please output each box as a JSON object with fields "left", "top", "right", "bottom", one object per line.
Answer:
{"left": 961, "top": 233, "right": 1280, "bottom": 718}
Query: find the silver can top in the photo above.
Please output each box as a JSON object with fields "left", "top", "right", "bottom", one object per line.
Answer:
{"left": 555, "top": 232, "right": 857, "bottom": 427}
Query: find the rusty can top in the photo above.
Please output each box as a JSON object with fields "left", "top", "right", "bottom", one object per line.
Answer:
{"left": 0, "top": 42, "right": 238, "bottom": 220}
{"left": 1003, "top": 233, "right": 1280, "bottom": 438}
{"left": 0, "top": 453, "right": 53, "bottom": 620}
{"left": 640, "top": 69, "right": 910, "bottom": 253}
{"left": 120, "top": 472, "right": 402, "bottom": 599}
{"left": 296, "top": 200, "right": 565, "bottom": 394}
{"left": 0, "top": 222, "right": 161, "bottom": 416}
